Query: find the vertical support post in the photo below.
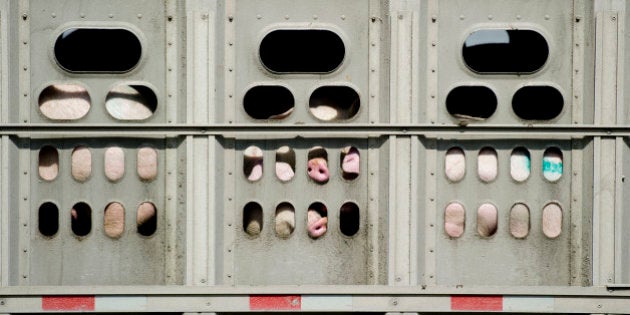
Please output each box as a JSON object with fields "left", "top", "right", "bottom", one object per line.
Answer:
{"left": 388, "top": 136, "right": 411, "bottom": 285}
{"left": 593, "top": 11, "right": 620, "bottom": 285}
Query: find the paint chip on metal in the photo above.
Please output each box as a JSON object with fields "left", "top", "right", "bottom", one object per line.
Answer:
{"left": 451, "top": 296, "right": 503, "bottom": 311}
{"left": 250, "top": 295, "right": 301, "bottom": 310}
{"left": 42, "top": 296, "right": 95, "bottom": 311}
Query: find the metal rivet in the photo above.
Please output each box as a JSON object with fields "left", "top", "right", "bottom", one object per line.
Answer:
{"left": 200, "top": 279, "right": 206, "bottom": 283}
{"left": 516, "top": 15, "right": 522, "bottom": 20}
{"left": 488, "top": 15, "right": 493, "bottom": 20}
{"left": 256, "top": 14, "right": 262, "bottom": 19}
{"left": 545, "top": 15, "right": 550, "bottom": 20}
{"left": 395, "top": 277, "right": 402, "bottom": 282}
{"left": 80, "top": 13, "right": 86, "bottom": 18}
{"left": 108, "top": 14, "right": 114, "bottom": 18}
{"left": 228, "top": 42, "right": 233, "bottom": 46}
{"left": 612, "top": 16, "right": 617, "bottom": 21}
{"left": 459, "top": 15, "right": 465, "bottom": 20}
{"left": 137, "top": 14, "right": 143, "bottom": 19}
{"left": 22, "top": 13, "right": 28, "bottom": 20}
{"left": 284, "top": 15, "right": 290, "bottom": 20}
{"left": 313, "top": 15, "right": 318, "bottom": 20}
{"left": 431, "top": 15, "right": 437, "bottom": 22}
{"left": 51, "top": 13, "right": 56, "bottom": 18}
{"left": 341, "top": 15, "right": 346, "bottom": 20}
{"left": 398, "top": 14, "right": 403, "bottom": 20}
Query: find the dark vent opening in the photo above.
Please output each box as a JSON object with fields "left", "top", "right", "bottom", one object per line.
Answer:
{"left": 340, "top": 202, "right": 360, "bottom": 236}
{"left": 512, "top": 86, "right": 563, "bottom": 120}
{"left": 463, "top": 29, "right": 548, "bottom": 73}
{"left": 446, "top": 86, "right": 497, "bottom": 120}
{"left": 244, "top": 86, "right": 294, "bottom": 119}
{"left": 39, "top": 202, "right": 59, "bottom": 237}
{"left": 243, "top": 202, "right": 263, "bottom": 237}
{"left": 260, "top": 29, "right": 345, "bottom": 73}
{"left": 71, "top": 202, "right": 92, "bottom": 237}
{"left": 309, "top": 86, "right": 360, "bottom": 121}
{"left": 54, "top": 28, "right": 141, "bottom": 72}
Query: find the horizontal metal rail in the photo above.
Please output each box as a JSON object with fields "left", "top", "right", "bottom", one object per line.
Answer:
{"left": 0, "top": 285, "right": 628, "bottom": 313}
{"left": 1, "top": 124, "right": 630, "bottom": 138}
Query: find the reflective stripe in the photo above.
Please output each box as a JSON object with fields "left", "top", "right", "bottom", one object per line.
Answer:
{"left": 42, "top": 296, "right": 95, "bottom": 311}
{"left": 451, "top": 296, "right": 503, "bottom": 311}
{"left": 249, "top": 295, "right": 301, "bottom": 310}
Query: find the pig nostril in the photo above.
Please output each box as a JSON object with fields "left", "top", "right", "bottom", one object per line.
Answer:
{"left": 319, "top": 169, "right": 324, "bottom": 174}
{"left": 308, "top": 167, "right": 312, "bottom": 172}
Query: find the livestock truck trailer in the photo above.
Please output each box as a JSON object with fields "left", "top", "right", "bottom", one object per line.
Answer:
{"left": 0, "top": 0, "right": 628, "bottom": 313}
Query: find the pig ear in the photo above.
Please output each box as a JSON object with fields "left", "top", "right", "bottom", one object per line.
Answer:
{"left": 243, "top": 202, "right": 263, "bottom": 237}
{"left": 275, "top": 202, "right": 295, "bottom": 238}
{"left": 104, "top": 202, "right": 125, "bottom": 239}
{"left": 477, "top": 147, "right": 498, "bottom": 182}
{"left": 275, "top": 146, "right": 296, "bottom": 182}
{"left": 477, "top": 203, "right": 498, "bottom": 237}
{"left": 39, "top": 84, "right": 91, "bottom": 120}
{"left": 137, "top": 202, "right": 157, "bottom": 237}
{"left": 340, "top": 146, "right": 360, "bottom": 180}
{"left": 243, "top": 146, "right": 264, "bottom": 182}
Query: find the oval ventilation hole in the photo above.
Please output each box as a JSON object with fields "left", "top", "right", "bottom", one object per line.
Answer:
{"left": 71, "top": 146, "right": 91, "bottom": 182}
{"left": 106, "top": 85, "right": 157, "bottom": 120}
{"left": 137, "top": 202, "right": 157, "bottom": 236}
{"left": 38, "top": 146, "right": 59, "bottom": 181}
{"left": 54, "top": 28, "right": 141, "bottom": 72}
{"left": 340, "top": 146, "right": 360, "bottom": 180}
{"left": 307, "top": 147, "right": 329, "bottom": 184}
{"left": 38, "top": 84, "right": 91, "bottom": 120}
{"left": 244, "top": 86, "right": 295, "bottom": 120}
{"left": 71, "top": 202, "right": 92, "bottom": 237}
{"left": 260, "top": 29, "right": 345, "bottom": 73}
{"left": 444, "top": 202, "right": 465, "bottom": 238}
{"left": 463, "top": 29, "right": 548, "bottom": 73}
{"left": 137, "top": 147, "right": 158, "bottom": 181}
{"left": 243, "top": 146, "right": 263, "bottom": 182}
{"left": 510, "top": 203, "right": 530, "bottom": 239}
{"left": 446, "top": 86, "right": 497, "bottom": 121}
{"left": 477, "top": 203, "right": 498, "bottom": 237}
{"left": 307, "top": 202, "right": 328, "bottom": 239}
{"left": 309, "top": 86, "right": 360, "bottom": 121}
{"left": 243, "top": 202, "right": 263, "bottom": 237}
{"left": 340, "top": 202, "right": 360, "bottom": 236}
{"left": 275, "top": 202, "right": 295, "bottom": 238}
{"left": 542, "top": 147, "right": 563, "bottom": 182}
{"left": 104, "top": 202, "right": 125, "bottom": 239}
{"left": 104, "top": 147, "right": 125, "bottom": 182}
{"left": 39, "top": 202, "right": 59, "bottom": 237}
{"left": 478, "top": 147, "right": 498, "bottom": 183}
{"left": 512, "top": 86, "right": 563, "bottom": 120}
{"left": 510, "top": 147, "right": 531, "bottom": 182}
{"left": 445, "top": 147, "right": 466, "bottom": 182}
{"left": 542, "top": 202, "right": 562, "bottom": 238}
{"left": 275, "top": 146, "right": 295, "bottom": 182}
